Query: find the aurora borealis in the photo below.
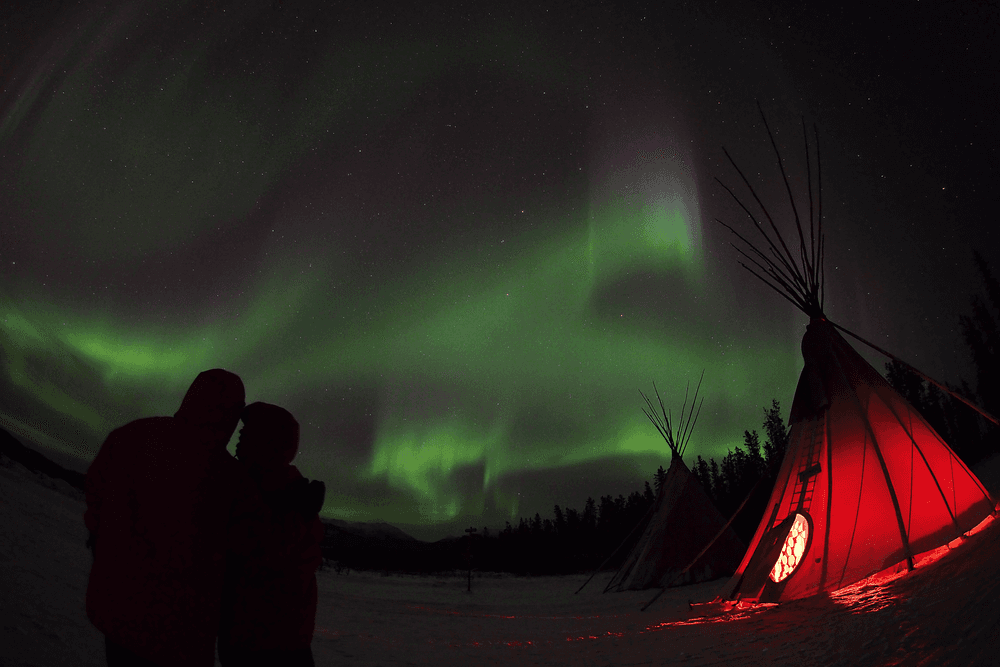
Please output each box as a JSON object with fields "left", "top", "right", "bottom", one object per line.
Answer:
{"left": 2, "top": 0, "right": 997, "bottom": 540}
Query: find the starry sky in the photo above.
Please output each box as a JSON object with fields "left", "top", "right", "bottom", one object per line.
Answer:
{"left": 1, "top": 0, "right": 997, "bottom": 540}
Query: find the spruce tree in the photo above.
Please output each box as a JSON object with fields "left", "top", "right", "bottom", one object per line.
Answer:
{"left": 695, "top": 455, "right": 713, "bottom": 503}
{"left": 743, "top": 429, "right": 764, "bottom": 477}
{"left": 553, "top": 505, "right": 566, "bottom": 534}
{"left": 582, "top": 497, "right": 597, "bottom": 532}
{"left": 762, "top": 399, "right": 789, "bottom": 471}
{"left": 960, "top": 251, "right": 1000, "bottom": 422}
{"left": 653, "top": 465, "right": 668, "bottom": 494}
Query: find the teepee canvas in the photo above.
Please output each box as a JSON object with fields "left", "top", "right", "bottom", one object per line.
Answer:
{"left": 608, "top": 454, "right": 745, "bottom": 590}
{"left": 606, "top": 378, "right": 745, "bottom": 591}
{"left": 714, "top": 111, "right": 995, "bottom": 604}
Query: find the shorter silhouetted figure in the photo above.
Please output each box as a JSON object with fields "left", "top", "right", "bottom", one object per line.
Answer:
{"left": 85, "top": 369, "right": 260, "bottom": 667}
{"left": 218, "top": 402, "right": 325, "bottom": 667}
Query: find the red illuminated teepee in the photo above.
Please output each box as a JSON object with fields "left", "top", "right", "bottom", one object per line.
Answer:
{"left": 713, "top": 110, "right": 996, "bottom": 604}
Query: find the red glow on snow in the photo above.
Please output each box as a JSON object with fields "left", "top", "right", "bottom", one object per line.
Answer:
{"left": 825, "top": 510, "right": 999, "bottom": 614}
{"left": 669, "top": 600, "right": 779, "bottom": 627}
{"left": 966, "top": 504, "right": 999, "bottom": 536}
{"left": 405, "top": 604, "right": 623, "bottom": 620}
{"left": 770, "top": 513, "right": 809, "bottom": 583}
{"left": 382, "top": 603, "right": 773, "bottom": 648}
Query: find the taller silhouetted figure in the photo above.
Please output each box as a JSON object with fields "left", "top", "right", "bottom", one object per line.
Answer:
{"left": 84, "top": 369, "right": 259, "bottom": 667}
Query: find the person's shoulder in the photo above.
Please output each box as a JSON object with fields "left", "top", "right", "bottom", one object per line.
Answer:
{"left": 100, "top": 417, "right": 177, "bottom": 450}
{"left": 207, "top": 453, "right": 262, "bottom": 505}
{"left": 265, "top": 465, "right": 305, "bottom": 497}
{"left": 282, "top": 473, "right": 325, "bottom": 517}
{"left": 211, "top": 449, "right": 247, "bottom": 475}
{"left": 110, "top": 416, "right": 175, "bottom": 437}
{"left": 304, "top": 478, "right": 325, "bottom": 515}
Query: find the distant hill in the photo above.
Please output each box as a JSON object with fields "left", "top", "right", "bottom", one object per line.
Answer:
{"left": 319, "top": 517, "right": 470, "bottom": 573}
{"left": 323, "top": 517, "right": 419, "bottom": 542}
{"left": 0, "top": 428, "right": 448, "bottom": 567}
{"left": 0, "top": 426, "right": 86, "bottom": 493}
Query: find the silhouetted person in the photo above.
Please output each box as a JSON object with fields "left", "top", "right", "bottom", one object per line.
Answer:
{"left": 218, "top": 402, "right": 325, "bottom": 667}
{"left": 84, "top": 369, "right": 261, "bottom": 667}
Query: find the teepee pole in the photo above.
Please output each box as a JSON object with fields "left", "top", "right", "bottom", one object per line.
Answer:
{"left": 839, "top": 357, "right": 916, "bottom": 572}
{"left": 575, "top": 498, "right": 658, "bottom": 595}
{"left": 831, "top": 321, "right": 1000, "bottom": 427}
{"left": 882, "top": 398, "right": 964, "bottom": 533}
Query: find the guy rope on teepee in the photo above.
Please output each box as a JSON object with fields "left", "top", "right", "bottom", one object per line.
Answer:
{"left": 706, "top": 103, "right": 997, "bottom": 607}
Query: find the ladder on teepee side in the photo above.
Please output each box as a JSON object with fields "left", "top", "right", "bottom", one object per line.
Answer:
{"left": 787, "top": 413, "right": 825, "bottom": 516}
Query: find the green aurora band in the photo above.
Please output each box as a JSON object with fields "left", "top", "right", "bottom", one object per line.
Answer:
{"left": 1, "top": 186, "right": 799, "bottom": 531}
{"left": 0, "top": 3, "right": 802, "bottom": 537}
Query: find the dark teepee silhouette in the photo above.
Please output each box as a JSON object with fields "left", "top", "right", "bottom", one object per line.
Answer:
{"left": 605, "top": 374, "right": 745, "bottom": 592}
{"left": 711, "top": 106, "right": 996, "bottom": 604}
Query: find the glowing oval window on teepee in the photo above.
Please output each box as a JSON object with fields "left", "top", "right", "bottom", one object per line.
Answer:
{"left": 770, "top": 513, "right": 810, "bottom": 583}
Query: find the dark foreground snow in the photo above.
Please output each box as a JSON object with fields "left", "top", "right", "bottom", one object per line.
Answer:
{"left": 4, "top": 452, "right": 1000, "bottom": 666}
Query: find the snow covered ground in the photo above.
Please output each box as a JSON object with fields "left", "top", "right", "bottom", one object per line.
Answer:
{"left": 4, "top": 451, "right": 1000, "bottom": 666}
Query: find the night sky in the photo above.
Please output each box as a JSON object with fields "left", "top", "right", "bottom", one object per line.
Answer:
{"left": 1, "top": 0, "right": 997, "bottom": 540}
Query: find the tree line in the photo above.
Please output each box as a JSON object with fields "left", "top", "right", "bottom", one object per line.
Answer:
{"left": 884, "top": 252, "right": 1000, "bottom": 467}
{"left": 467, "top": 400, "right": 789, "bottom": 575}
